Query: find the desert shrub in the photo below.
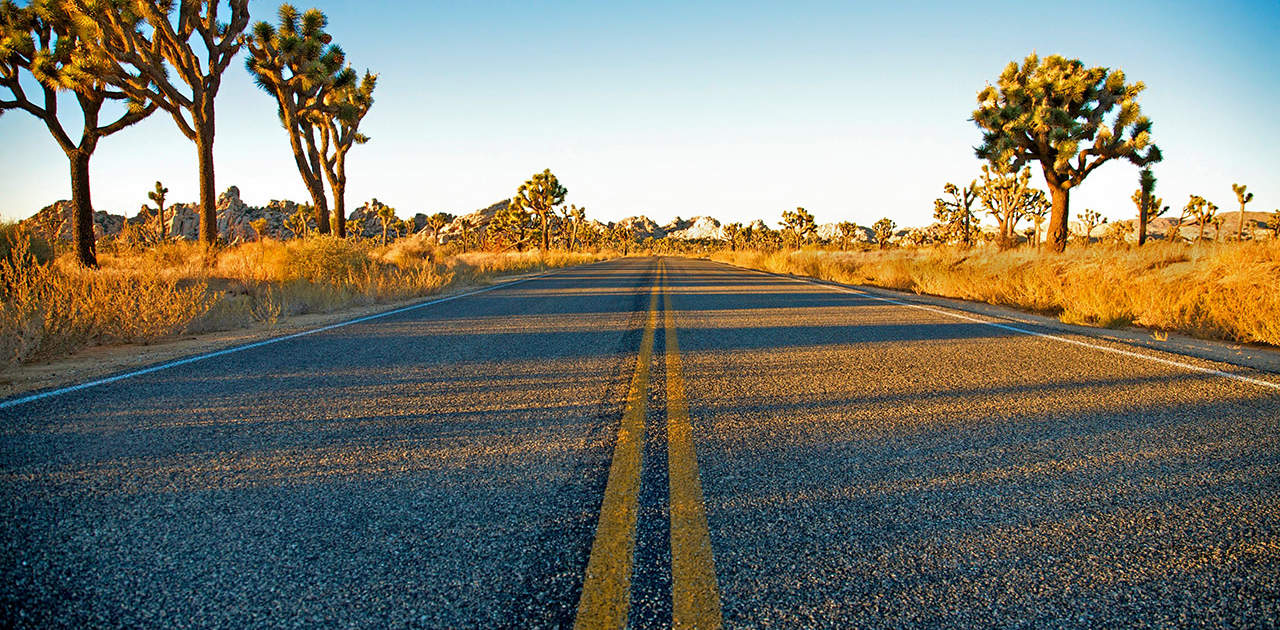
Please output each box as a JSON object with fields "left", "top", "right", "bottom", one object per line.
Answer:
{"left": 0, "top": 222, "right": 54, "bottom": 265}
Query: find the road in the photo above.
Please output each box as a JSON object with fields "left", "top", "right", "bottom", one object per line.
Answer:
{"left": 2, "top": 256, "right": 1278, "bottom": 628}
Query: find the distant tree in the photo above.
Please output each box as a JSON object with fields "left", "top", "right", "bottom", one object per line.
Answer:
{"left": 973, "top": 53, "right": 1161, "bottom": 252}
{"left": 425, "top": 212, "right": 453, "bottom": 246}
{"left": 249, "top": 217, "right": 268, "bottom": 240}
{"left": 488, "top": 203, "right": 534, "bottom": 251}
{"left": 510, "top": 169, "right": 566, "bottom": 251}
{"left": 1075, "top": 209, "right": 1106, "bottom": 243}
{"left": 1270, "top": 210, "right": 1280, "bottom": 239}
{"left": 0, "top": 0, "right": 158, "bottom": 266}
{"left": 1025, "top": 191, "right": 1050, "bottom": 248}
{"left": 399, "top": 218, "right": 416, "bottom": 241}
{"left": 836, "top": 221, "right": 860, "bottom": 249}
{"left": 1232, "top": 183, "right": 1254, "bottom": 241}
{"left": 723, "top": 222, "right": 743, "bottom": 251}
{"left": 1102, "top": 221, "right": 1133, "bottom": 245}
{"left": 77, "top": 0, "right": 252, "bottom": 247}
{"left": 1131, "top": 168, "right": 1168, "bottom": 246}
{"left": 1184, "top": 195, "right": 1218, "bottom": 242}
{"left": 285, "top": 204, "right": 311, "bottom": 239}
{"left": 375, "top": 201, "right": 396, "bottom": 245}
{"left": 779, "top": 207, "right": 817, "bottom": 248}
{"left": 145, "top": 181, "right": 169, "bottom": 244}
{"left": 456, "top": 217, "right": 473, "bottom": 252}
{"left": 933, "top": 181, "right": 977, "bottom": 246}
{"left": 872, "top": 217, "right": 896, "bottom": 248}
{"left": 975, "top": 163, "right": 1041, "bottom": 247}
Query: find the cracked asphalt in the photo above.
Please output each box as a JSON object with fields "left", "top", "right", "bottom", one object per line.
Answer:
{"left": 3, "top": 256, "right": 1278, "bottom": 628}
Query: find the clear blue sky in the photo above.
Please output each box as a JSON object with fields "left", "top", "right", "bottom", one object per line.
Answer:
{"left": 2, "top": 0, "right": 1277, "bottom": 227}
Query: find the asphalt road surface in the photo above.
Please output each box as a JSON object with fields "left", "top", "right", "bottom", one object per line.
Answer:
{"left": 3, "top": 256, "right": 1278, "bottom": 628}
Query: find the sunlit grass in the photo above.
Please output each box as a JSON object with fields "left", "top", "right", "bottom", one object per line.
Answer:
{"left": 710, "top": 241, "right": 1280, "bottom": 346}
{"left": 0, "top": 230, "right": 611, "bottom": 369}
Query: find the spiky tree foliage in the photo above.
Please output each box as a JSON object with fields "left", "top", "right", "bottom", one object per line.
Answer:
{"left": 509, "top": 169, "right": 566, "bottom": 251}
{"left": 1232, "top": 183, "right": 1254, "bottom": 241}
{"left": 723, "top": 222, "right": 743, "bottom": 251}
{"left": 780, "top": 207, "right": 816, "bottom": 248}
{"left": 488, "top": 203, "right": 533, "bottom": 251}
{"left": 1131, "top": 168, "right": 1168, "bottom": 246}
{"left": 973, "top": 53, "right": 1162, "bottom": 252}
{"left": 0, "top": 0, "right": 157, "bottom": 266}
{"left": 243, "top": 5, "right": 355, "bottom": 236}
{"left": 609, "top": 223, "right": 635, "bottom": 254}
{"left": 144, "top": 180, "right": 168, "bottom": 243}
{"left": 933, "top": 181, "right": 977, "bottom": 246}
{"left": 1184, "top": 195, "right": 1217, "bottom": 242}
{"left": 456, "top": 217, "right": 473, "bottom": 252}
{"left": 872, "top": 217, "right": 896, "bottom": 248}
{"left": 425, "top": 212, "right": 452, "bottom": 246}
{"left": 73, "top": 0, "right": 251, "bottom": 247}
{"left": 1075, "top": 209, "right": 1105, "bottom": 243}
{"left": 975, "top": 163, "right": 1044, "bottom": 247}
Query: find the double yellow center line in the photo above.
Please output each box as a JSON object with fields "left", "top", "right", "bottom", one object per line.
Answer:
{"left": 575, "top": 260, "right": 723, "bottom": 629}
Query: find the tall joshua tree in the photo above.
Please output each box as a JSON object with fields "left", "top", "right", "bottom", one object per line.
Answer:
{"left": 0, "top": 0, "right": 156, "bottom": 267}
{"left": 510, "top": 169, "right": 566, "bottom": 251}
{"left": 315, "top": 69, "right": 375, "bottom": 237}
{"left": 1232, "top": 183, "right": 1253, "bottom": 241}
{"left": 243, "top": 5, "right": 346, "bottom": 236}
{"left": 76, "top": 0, "right": 251, "bottom": 247}
{"left": 974, "top": 53, "right": 1162, "bottom": 252}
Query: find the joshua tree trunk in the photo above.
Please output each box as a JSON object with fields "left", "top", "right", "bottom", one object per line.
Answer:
{"left": 1138, "top": 201, "right": 1149, "bottom": 247}
{"left": 1045, "top": 182, "right": 1070, "bottom": 253}
{"left": 540, "top": 211, "right": 550, "bottom": 251}
{"left": 68, "top": 150, "right": 96, "bottom": 267}
{"left": 332, "top": 153, "right": 347, "bottom": 238}
{"left": 196, "top": 116, "right": 217, "bottom": 246}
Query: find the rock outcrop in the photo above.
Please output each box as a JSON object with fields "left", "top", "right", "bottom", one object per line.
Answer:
{"left": 666, "top": 216, "right": 726, "bottom": 241}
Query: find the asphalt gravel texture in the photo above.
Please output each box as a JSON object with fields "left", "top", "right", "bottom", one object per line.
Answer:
{"left": 3, "top": 256, "right": 1279, "bottom": 628}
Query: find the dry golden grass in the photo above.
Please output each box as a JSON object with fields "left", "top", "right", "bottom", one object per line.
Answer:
{"left": 0, "top": 229, "right": 611, "bottom": 369}
{"left": 711, "top": 241, "right": 1280, "bottom": 347}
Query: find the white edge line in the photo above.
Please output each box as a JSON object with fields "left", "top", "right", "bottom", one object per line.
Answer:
{"left": 723, "top": 261, "right": 1280, "bottom": 393}
{"left": 0, "top": 266, "right": 576, "bottom": 410}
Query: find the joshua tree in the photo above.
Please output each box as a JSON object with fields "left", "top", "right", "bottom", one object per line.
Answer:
{"left": 1270, "top": 210, "right": 1280, "bottom": 239}
{"left": 285, "top": 204, "right": 311, "bottom": 239}
{"left": 456, "top": 217, "right": 473, "bottom": 252}
{"left": 314, "top": 71, "right": 375, "bottom": 238}
{"left": 145, "top": 181, "right": 169, "bottom": 243}
{"left": 836, "top": 221, "right": 860, "bottom": 249}
{"left": 0, "top": 0, "right": 158, "bottom": 267}
{"left": 1025, "top": 191, "right": 1050, "bottom": 248}
{"left": 1131, "top": 168, "right": 1169, "bottom": 246}
{"left": 374, "top": 201, "right": 396, "bottom": 245}
{"left": 723, "top": 222, "right": 742, "bottom": 251}
{"left": 249, "top": 217, "right": 268, "bottom": 240}
{"left": 76, "top": 0, "right": 252, "bottom": 247}
{"left": 780, "top": 207, "right": 816, "bottom": 247}
{"left": 426, "top": 212, "right": 452, "bottom": 246}
{"left": 975, "top": 163, "right": 1044, "bottom": 247}
{"left": 1184, "top": 195, "right": 1218, "bottom": 242}
{"left": 1232, "top": 183, "right": 1254, "bottom": 241}
{"left": 488, "top": 203, "right": 533, "bottom": 251}
{"left": 872, "top": 217, "right": 896, "bottom": 248}
{"left": 933, "top": 181, "right": 977, "bottom": 246}
{"left": 1076, "top": 209, "right": 1106, "bottom": 243}
{"left": 243, "top": 5, "right": 360, "bottom": 236}
{"left": 510, "top": 169, "right": 566, "bottom": 251}
{"left": 973, "top": 53, "right": 1161, "bottom": 252}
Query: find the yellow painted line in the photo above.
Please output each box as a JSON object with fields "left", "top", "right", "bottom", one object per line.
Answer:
{"left": 661, "top": 260, "right": 724, "bottom": 630}
{"left": 574, "top": 262, "right": 662, "bottom": 629}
